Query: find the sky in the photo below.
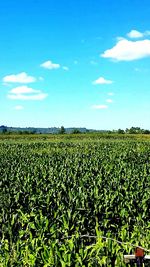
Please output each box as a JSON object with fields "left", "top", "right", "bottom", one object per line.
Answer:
{"left": 1, "top": 0, "right": 150, "bottom": 130}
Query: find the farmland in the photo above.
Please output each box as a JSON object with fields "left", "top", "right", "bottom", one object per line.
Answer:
{"left": 0, "top": 133, "right": 150, "bottom": 266}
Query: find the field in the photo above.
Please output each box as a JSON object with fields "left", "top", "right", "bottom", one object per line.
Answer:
{"left": 0, "top": 133, "right": 150, "bottom": 266}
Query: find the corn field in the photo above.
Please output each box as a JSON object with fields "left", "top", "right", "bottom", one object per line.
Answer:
{"left": 0, "top": 134, "right": 150, "bottom": 266}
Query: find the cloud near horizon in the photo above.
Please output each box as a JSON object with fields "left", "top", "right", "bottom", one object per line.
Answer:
{"left": 108, "top": 92, "right": 114, "bottom": 96}
{"left": 106, "top": 99, "right": 113, "bottom": 103}
{"left": 91, "top": 104, "right": 108, "bottom": 109}
{"left": 3, "top": 72, "right": 36, "bottom": 83}
{"left": 101, "top": 38, "right": 150, "bottom": 61}
{"left": 8, "top": 85, "right": 48, "bottom": 100}
{"left": 14, "top": 105, "right": 24, "bottom": 110}
{"left": 92, "top": 77, "right": 113, "bottom": 85}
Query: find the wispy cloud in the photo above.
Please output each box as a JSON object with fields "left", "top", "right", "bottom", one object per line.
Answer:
{"left": 90, "top": 60, "right": 98, "bottom": 65}
{"left": 39, "top": 76, "right": 44, "bottom": 81}
{"left": 14, "top": 105, "right": 24, "bottom": 110}
{"left": 92, "top": 77, "right": 113, "bottom": 85}
{"left": 8, "top": 85, "right": 48, "bottom": 101}
{"left": 134, "top": 67, "right": 149, "bottom": 72}
{"left": 3, "top": 72, "right": 36, "bottom": 83}
{"left": 91, "top": 104, "right": 108, "bottom": 109}
{"left": 62, "top": 66, "right": 69, "bottom": 71}
{"left": 127, "top": 29, "right": 150, "bottom": 39}
{"left": 101, "top": 38, "right": 150, "bottom": 61}
{"left": 134, "top": 67, "right": 141, "bottom": 72}
{"left": 40, "top": 60, "right": 60, "bottom": 70}
{"left": 8, "top": 93, "right": 48, "bottom": 100}
{"left": 108, "top": 92, "right": 114, "bottom": 96}
{"left": 74, "top": 60, "right": 78, "bottom": 65}
{"left": 106, "top": 99, "right": 113, "bottom": 103}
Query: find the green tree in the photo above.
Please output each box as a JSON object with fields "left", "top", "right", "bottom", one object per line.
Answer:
{"left": 117, "top": 129, "right": 124, "bottom": 134}
{"left": 0, "top": 125, "right": 8, "bottom": 134}
{"left": 128, "top": 127, "right": 142, "bottom": 134}
{"left": 71, "top": 128, "right": 81, "bottom": 134}
{"left": 59, "top": 126, "right": 66, "bottom": 134}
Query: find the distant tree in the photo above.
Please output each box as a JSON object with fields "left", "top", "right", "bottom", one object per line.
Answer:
{"left": 0, "top": 125, "right": 8, "bottom": 133}
{"left": 71, "top": 128, "right": 81, "bottom": 134}
{"left": 117, "top": 129, "right": 124, "bottom": 134}
{"left": 126, "top": 127, "right": 143, "bottom": 134}
{"left": 31, "top": 130, "right": 36, "bottom": 134}
{"left": 23, "top": 130, "right": 30, "bottom": 134}
{"left": 143, "top": 129, "right": 150, "bottom": 134}
{"left": 59, "top": 126, "right": 66, "bottom": 134}
{"left": 2, "top": 128, "right": 7, "bottom": 134}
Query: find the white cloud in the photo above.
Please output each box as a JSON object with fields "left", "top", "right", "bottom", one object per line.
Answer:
{"left": 39, "top": 76, "right": 44, "bottom": 81}
{"left": 3, "top": 72, "right": 36, "bottom": 83}
{"left": 127, "top": 29, "right": 150, "bottom": 39}
{"left": 91, "top": 104, "right": 108, "bottom": 109}
{"left": 106, "top": 99, "right": 113, "bottom": 103}
{"left": 62, "top": 66, "right": 69, "bottom": 71}
{"left": 92, "top": 77, "right": 113, "bottom": 85}
{"left": 14, "top": 105, "right": 24, "bottom": 110}
{"left": 101, "top": 38, "right": 150, "bottom": 61}
{"left": 10, "top": 85, "right": 40, "bottom": 94}
{"left": 108, "top": 92, "right": 114, "bottom": 96}
{"left": 40, "top": 60, "right": 60, "bottom": 70}
{"left": 8, "top": 85, "right": 48, "bottom": 101}
{"left": 127, "top": 30, "right": 144, "bottom": 39}
{"left": 8, "top": 93, "right": 48, "bottom": 100}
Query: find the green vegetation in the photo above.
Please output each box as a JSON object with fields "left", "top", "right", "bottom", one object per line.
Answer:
{"left": 1, "top": 125, "right": 150, "bottom": 135}
{"left": 59, "top": 126, "right": 66, "bottom": 134}
{"left": 0, "top": 133, "right": 150, "bottom": 266}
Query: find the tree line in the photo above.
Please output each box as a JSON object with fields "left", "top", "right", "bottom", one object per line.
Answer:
{"left": 1, "top": 125, "right": 150, "bottom": 134}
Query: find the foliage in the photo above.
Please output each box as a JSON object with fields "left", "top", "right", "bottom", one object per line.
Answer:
{"left": 59, "top": 126, "right": 66, "bottom": 134}
{"left": 0, "top": 134, "right": 150, "bottom": 266}
{"left": 71, "top": 128, "right": 81, "bottom": 134}
{"left": 125, "top": 127, "right": 150, "bottom": 134}
{"left": 117, "top": 129, "right": 125, "bottom": 134}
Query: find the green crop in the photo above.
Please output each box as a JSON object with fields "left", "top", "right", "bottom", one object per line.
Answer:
{"left": 0, "top": 134, "right": 150, "bottom": 266}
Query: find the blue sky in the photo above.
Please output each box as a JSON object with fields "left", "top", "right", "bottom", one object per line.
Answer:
{"left": 1, "top": 0, "right": 150, "bottom": 130}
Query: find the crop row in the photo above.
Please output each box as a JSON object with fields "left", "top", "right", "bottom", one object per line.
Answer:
{"left": 0, "top": 139, "right": 150, "bottom": 266}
